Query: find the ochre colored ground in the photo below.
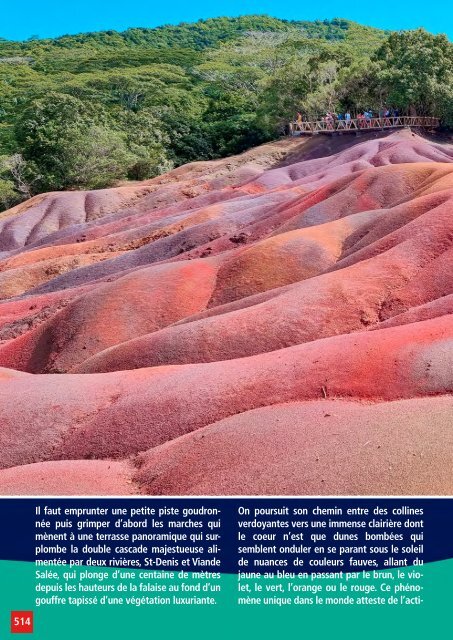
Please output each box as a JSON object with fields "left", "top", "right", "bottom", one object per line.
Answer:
{"left": 0, "top": 130, "right": 452, "bottom": 495}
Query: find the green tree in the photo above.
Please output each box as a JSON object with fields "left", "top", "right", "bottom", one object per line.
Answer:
{"left": 0, "top": 177, "right": 19, "bottom": 210}
{"left": 0, "top": 154, "right": 32, "bottom": 208}
{"left": 117, "top": 108, "right": 173, "bottom": 179}
{"left": 14, "top": 92, "right": 133, "bottom": 191}
{"left": 373, "top": 29, "right": 453, "bottom": 118}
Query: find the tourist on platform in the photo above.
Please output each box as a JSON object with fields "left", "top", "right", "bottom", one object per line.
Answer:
{"left": 336, "top": 112, "right": 345, "bottom": 129}
{"left": 295, "top": 111, "right": 303, "bottom": 130}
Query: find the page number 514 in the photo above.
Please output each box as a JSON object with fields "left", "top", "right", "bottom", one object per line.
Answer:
{"left": 11, "top": 611, "right": 34, "bottom": 634}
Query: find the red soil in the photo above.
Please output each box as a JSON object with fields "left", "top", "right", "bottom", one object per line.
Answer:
{"left": 0, "top": 130, "right": 451, "bottom": 495}
{"left": 0, "top": 460, "right": 135, "bottom": 496}
{"left": 134, "top": 397, "right": 453, "bottom": 495}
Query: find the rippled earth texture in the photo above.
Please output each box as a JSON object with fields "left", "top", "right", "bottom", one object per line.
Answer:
{"left": 0, "top": 130, "right": 452, "bottom": 495}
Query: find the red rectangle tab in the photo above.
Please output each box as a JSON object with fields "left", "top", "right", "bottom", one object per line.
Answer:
{"left": 10, "top": 611, "right": 34, "bottom": 634}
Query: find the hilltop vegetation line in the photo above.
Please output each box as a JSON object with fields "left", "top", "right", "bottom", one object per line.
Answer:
{"left": 0, "top": 15, "right": 452, "bottom": 210}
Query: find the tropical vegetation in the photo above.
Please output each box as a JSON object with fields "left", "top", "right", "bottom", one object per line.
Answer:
{"left": 0, "top": 15, "right": 451, "bottom": 209}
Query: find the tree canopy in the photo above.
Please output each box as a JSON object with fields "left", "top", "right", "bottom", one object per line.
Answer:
{"left": 0, "top": 15, "right": 451, "bottom": 210}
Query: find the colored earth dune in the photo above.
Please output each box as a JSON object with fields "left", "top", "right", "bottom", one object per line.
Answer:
{"left": 0, "top": 130, "right": 452, "bottom": 495}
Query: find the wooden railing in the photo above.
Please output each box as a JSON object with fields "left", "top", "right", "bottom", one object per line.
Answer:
{"left": 289, "top": 116, "right": 440, "bottom": 135}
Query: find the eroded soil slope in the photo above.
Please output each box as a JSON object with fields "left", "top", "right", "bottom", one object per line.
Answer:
{"left": 0, "top": 130, "right": 452, "bottom": 495}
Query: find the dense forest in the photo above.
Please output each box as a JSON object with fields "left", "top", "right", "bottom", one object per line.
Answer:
{"left": 0, "top": 15, "right": 452, "bottom": 210}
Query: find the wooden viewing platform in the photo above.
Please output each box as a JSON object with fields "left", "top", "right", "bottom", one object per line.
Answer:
{"left": 289, "top": 116, "right": 440, "bottom": 135}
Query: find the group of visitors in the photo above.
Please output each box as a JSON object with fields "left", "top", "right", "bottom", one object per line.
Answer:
{"left": 294, "top": 108, "right": 401, "bottom": 130}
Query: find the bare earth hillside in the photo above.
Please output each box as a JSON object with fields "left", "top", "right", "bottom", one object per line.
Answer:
{"left": 0, "top": 130, "right": 452, "bottom": 495}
